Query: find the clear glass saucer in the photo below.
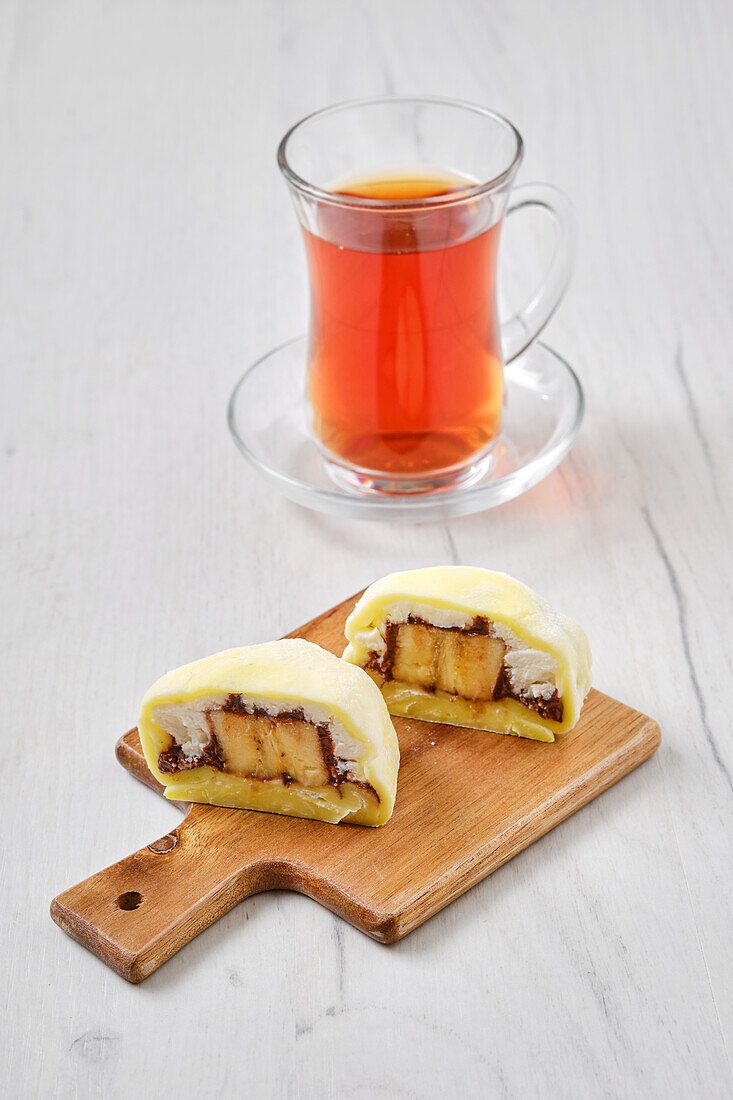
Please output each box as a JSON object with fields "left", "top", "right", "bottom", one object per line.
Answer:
{"left": 227, "top": 336, "right": 584, "bottom": 522}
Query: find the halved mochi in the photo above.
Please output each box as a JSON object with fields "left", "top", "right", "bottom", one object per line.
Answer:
{"left": 343, "top": 567, "right": 592, "bottom": 742}
{"left": 138, "top": 639, "right": 399, "bottom": 825}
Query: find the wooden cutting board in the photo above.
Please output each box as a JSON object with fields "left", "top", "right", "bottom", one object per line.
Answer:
{"left": 51, "top": 591, "right": 661, "bottom": 983}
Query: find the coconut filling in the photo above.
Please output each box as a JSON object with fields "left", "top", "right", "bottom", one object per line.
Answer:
{"left": 151, "top": 693, "right": 379, "bottom": 802}
{"left": 355, "top": 601, "right": 563, "bottom": 722}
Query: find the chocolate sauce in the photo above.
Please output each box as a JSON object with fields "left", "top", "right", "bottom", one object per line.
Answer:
{"left": 158, "top": 733, "right": 224, "bottom": 774}
{"left": 493, "top": 667, "right": 563, "bottom": 722}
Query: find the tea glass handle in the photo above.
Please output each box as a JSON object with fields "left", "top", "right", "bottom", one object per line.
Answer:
{"left": 501, "top": 183, "right": 576, "bottom": 364}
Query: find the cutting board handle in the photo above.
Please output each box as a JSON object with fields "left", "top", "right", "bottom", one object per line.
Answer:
{"left": 50, "top": 804, "right": 279, "bottom": 983}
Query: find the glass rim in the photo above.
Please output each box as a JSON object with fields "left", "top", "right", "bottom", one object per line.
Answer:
{"left": 277, "top": 95, "right": 524, "bottom": 210}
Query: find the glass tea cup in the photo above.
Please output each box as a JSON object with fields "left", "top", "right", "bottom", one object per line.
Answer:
{"left": 278, "top": 96, "right": 574, "bottom": 494}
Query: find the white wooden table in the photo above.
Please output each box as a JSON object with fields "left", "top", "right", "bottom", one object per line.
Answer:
{"left": 2, "top": 1, "right": 731, "bottom": 1096}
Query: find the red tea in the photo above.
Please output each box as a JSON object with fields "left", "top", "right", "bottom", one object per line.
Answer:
{"left": 303, "top": 172, "right": 504, "bottom": 479}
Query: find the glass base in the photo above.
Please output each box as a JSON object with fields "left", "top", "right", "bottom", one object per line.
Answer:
{"left": 323, "top": 448, "right": 496, "bottom": 496}
{"left": 227, "top": 336, "right": 584, "bottom": 522}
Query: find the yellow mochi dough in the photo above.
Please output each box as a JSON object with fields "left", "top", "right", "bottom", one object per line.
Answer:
{"left": 138, "top": 639, "right": 399, "bottom": 825}
{"left": 343, "top": 567, "right": 592, "bottom": 742}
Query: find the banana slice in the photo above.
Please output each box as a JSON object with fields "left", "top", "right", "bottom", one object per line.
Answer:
{"left": 138, "top": 639, "right": 399, "bottom": 825}
{"left": 343, "top": 567, "right": 592, "bottom": 741}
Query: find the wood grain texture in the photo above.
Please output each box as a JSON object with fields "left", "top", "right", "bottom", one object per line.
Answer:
{"left": 3, "top": 0, "right": 732, "bottom": 1095}
{"left": 51, "top": 593, "right": 660, "bottom": 982}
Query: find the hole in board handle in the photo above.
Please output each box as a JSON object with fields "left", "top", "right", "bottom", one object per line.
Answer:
{"left": 148, "top": 833, "right": 178, "bottom": 854}
{"left": 115, "top": 891, "right": 143, "bottom": 911}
